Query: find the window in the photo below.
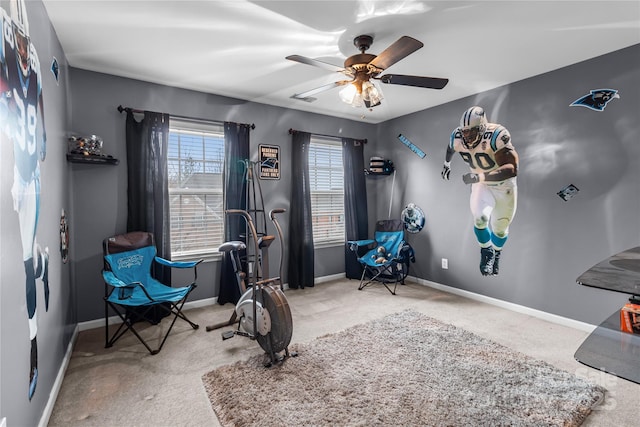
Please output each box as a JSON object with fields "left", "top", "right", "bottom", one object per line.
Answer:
{"left": 168, "top": 119, "right": 224, "bottom": 260}
{"left": 308, "top": 135, "right": 344, "bottom": 246}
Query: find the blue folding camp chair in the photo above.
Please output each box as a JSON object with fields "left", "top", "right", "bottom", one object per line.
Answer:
{"left": 102, "top": 232, "right": 202, "bottom": 354}
{"left": 348, "top": 219, "right": 415, "bottom": 295}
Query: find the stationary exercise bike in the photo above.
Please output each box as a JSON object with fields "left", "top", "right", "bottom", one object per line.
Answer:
{"left": 206, "top": 208, "right": 294, "bottom": 366}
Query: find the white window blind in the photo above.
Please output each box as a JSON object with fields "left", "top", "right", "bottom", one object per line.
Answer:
{"left": 168, "top": 119, "right": 224, "bottom": 260}
{"left": 308, "top": 135, "right": 345, "bottom": 246}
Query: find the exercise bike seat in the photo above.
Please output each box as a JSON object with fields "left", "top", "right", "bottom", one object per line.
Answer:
{"left": 258, "top": 235, "right": 275, "bottom": 249}
{"left": 218, "top": 241, "right": 246, "bottom": 253}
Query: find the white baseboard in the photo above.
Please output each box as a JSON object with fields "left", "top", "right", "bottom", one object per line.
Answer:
{"left": 409, "top": 276, "right": 596, "bottom": 333}
{"left": 39, "top": 325, "right": 79, "bottom": 427}
{"left": 183, "top": 296, "right": 218, "bottom": 310}
{"left": 315, "top": 273, "right": 345, "bottom": 284}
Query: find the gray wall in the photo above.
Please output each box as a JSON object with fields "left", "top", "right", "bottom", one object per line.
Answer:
{"left": 0, "top": 1, "right": 74, "bottom": 425}
{"left": 375, "top": 44, "right": 640, "bottom": 325}
{"left": 68, "top": 69, "right": 378, "bottom": 322}
{"left": 69, "top": 44, "right": 640, "bottom": 328}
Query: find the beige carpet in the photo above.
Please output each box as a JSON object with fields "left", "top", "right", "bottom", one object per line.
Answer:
{"left": 202, "top": 310, "right": 604, "bottom": 427}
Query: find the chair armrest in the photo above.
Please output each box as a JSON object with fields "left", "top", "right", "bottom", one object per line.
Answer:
{"left": 154, "top": 257, "right": 203, "bottom": 269}
{"left": 103, "top": 271, "right": 148, "bottom": 301}
{"left": 103, "top": 270, "right": 131, "bottom": 288}
{"left": 348, "top": 239, "right": 375, "bottom": 246}
{"left": 154, "top": 257, "right": 202, "bottom": 286}
{"left": 347, "top": 239, "right": 376, "bottom": 252}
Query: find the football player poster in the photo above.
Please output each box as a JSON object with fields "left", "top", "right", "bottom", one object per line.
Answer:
{"left": 1, "top": 0, "right": 50, "bottom": 400}
{"left": 441, "top": 106, "right": 519, "bottom": 277}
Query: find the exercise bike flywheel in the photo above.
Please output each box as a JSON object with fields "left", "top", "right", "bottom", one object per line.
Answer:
{"left": 236, "top": 284, "right": 293, "bottom": 354}
{"left": 256, "top": 285, "right": 293, "bottom": 354}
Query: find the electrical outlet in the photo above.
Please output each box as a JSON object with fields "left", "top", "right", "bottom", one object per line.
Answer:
{"left": 441, "top": 258, "right": 448, "bottom": 269}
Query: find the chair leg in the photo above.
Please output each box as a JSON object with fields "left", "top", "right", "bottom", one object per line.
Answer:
{"left": 155, "top": 298, "right": 197, "bottom": 354}
{"left": 105, "top": 302, "right": 157, "bottom": 354}
{"left": 105, "top": 296, "right": 199, "bottom": 355}
{"left": 379, "top": 271, "right": 397, "bottom": 295}
{"left": 357, "top": 265, "right": 397, "bottom": 295}
{"left": 359, "top": 266, "right": 383, "bottom": 291}
{"left": 174, "top": 308, "right": 199, "bottom": 329}
{"left": 357, "top": 268, "right": 368, "bottom": 290}
{"left": 105, "top": 299, "right": 110, "bottom": 349}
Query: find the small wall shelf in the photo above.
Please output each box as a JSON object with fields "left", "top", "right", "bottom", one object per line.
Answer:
{"left": 66, "top": 153, "right": 119, "bottom": 165}
{"left": 366, "top": 157, "right": 394, "bottom": 176}
{"left": 365, "top": 169, "right": 394, "bottom": 176}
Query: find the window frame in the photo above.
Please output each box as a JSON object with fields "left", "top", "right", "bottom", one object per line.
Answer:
{"left": 167, "top": 118, "right": 225, "bottom": 261}
{"left": 308, "top": 135, "right": 345, "bottom": 248}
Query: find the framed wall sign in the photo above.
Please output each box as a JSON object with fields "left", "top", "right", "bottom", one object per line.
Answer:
{"left": 259, "top": 144, "right": 280, "bottom": 179}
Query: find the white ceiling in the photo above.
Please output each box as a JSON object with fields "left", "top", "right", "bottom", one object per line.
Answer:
{"left": 42, "top": 1, "right": 640, "bottom": 124}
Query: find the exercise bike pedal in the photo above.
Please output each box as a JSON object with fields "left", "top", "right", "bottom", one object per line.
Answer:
{"left": 221, "top": 330, "right": 236, "bottom": 340}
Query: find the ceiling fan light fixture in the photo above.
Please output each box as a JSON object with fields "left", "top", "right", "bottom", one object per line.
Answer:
{"left": 362, "top": 81, "right": 383, "bottom": 107}
{"left": 339, "top": 81, "right": 364, "bottom": 107}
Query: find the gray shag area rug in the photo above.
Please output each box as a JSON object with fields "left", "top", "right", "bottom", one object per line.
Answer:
{"left": 202, "top": 310, "right": 604, "bottom": 426}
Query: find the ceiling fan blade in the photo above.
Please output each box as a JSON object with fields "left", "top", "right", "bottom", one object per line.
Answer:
{"left": 368, "top": 36, "right": 424, "bottom": 70}
{"left": 292, "top": 80, "right": 351, "bottom": 99}
{"left": 379, "top": 74, "right": 449, "bottom": 89}
{"left": 286, "top": 55, "right": 347, "bottom": 73}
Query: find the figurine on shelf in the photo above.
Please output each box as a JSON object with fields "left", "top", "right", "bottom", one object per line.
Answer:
{"left": 66, "top": 134, "right": 118, "bottom": 164}
{"left": 68, "top": 134, "right": 104, "bottom": 156}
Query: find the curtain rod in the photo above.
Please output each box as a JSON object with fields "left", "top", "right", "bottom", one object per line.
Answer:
{"left": 117, "top": 105, "right": 255, "bottom": 130}
{"left": 288, "top": 128, "right": 367, "bottom": 144}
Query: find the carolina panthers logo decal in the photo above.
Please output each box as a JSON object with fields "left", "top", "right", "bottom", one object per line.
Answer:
{"left": 570, "top": 89, "right": 620, "bottom": 111}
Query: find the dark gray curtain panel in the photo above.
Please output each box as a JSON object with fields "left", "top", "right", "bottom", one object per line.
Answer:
{"left": 342, "top": 137, "right": 368, "bottom": 279}
{"left": 287, "top": 130, "right": 314, "bottom": 289}
{"left": 125, "top": 110, "right": 171, "bottom": 283}
{"left": 217, "top": 122, "right": 250, "bottom": 305}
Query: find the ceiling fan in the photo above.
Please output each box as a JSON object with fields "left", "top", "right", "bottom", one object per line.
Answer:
{"left": 286, "top": 35, "right": 449, "bottom": 109}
